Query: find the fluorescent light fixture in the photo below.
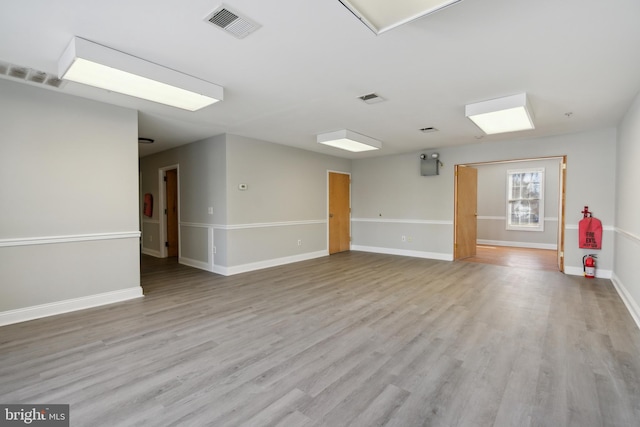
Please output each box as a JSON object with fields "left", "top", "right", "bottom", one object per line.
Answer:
{"left": 317, "top": 129, "right": 382, "bottom": 152}
{"left": 339, "top": 0, "right": 464, "bottom": 35}
{"left": 465, "top": 93, "right": 535, "bottom": 135}
{"left": 58, "top": 37, "right": 223, "bottom": 111}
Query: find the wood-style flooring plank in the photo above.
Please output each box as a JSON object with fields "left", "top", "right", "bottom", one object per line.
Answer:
{"left": 1, "top": 252, "right": 639, "bottom": 426}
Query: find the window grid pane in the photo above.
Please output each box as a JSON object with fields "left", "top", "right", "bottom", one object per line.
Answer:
{"left": 507, "top": 169, "right": 543, "bottom": 230}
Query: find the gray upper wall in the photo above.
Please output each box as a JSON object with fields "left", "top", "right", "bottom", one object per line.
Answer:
{"left": 225, "top": 134, "right": 351, "bottom": 224}
{"left": 0, "top": 79, "right": 140, "bottom": 314}
{"left": 139, "top": 134, "right": 227, "bottom": 226}
{"left": 616, "top": 93, "right": 640, "bottom": 236}
{"left": 0, "top": 79, "right": 139, "bottom": 238}
{"left": 614, "top": 90, "right": 640, "bottom": 323}
{"left": 351, "top": 154, "right": 450, "bottom": 221}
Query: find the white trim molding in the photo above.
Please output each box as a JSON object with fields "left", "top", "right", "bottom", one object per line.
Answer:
{"left": 215, "top": 250, "right": 327, "bottom": 276}
{"left": 611, "top": 273, "right": 640, "bottom": 331}
{"left": 141, "top": 247, "right": 162, "bottom": 258}
{"left": 351, "top": 218, "right": 453, "bottom": 225}
{"left": 564, "top": 265, "right": 612, "bottom": 279}
{"left": 180, "top": 256, "right": 213, "bottom": 272}
{"left": 351, "top": 245, "right": 453, "bottom": 261}
{"left": 179, "top": 223, "right": 215, "bottom": 272}
{"left": 477, "top": 216, "right": 558, "bottom": 222}
{"left": 180, "top": 222, "right": 212, "bottom": 228}
{"left": 219, "top": 220, "right": 326, "bottom": 230}
{"left": 477, "top": 239, "right": 557, "bottom": 250}
{"left": 206, "top": 220, "right": 328, "bottom": 230}
{"left": 565, "top": 223, "right": 615, "bottom": 231}
{"left": 0, "top": 287, "right": 144, "bottom": 326}
{"left": 0, "top": 231, "right": 141, "bottom": 248}
{"left": 615, "top": 227, "right": 640, "bottom": 245}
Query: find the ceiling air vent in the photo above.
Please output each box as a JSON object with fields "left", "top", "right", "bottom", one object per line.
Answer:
{"left": 0, "top": 61, "right": 66, "bottom": 89}
{"left": 205, "top": 5, "right": 261, "bottom": 39}
{"left": 8, "top": 66, "right": 29, "bottom": 79}
{"left": 44, "top": 77, "right": 64, "bottom": 88}
{"left": 27, "top": 70, "right": 48, "bottom": 84}
{"left": 359, "top": 93, "right": 385, "bottom": 104}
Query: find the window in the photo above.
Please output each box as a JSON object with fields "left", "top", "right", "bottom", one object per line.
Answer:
{"left": 506, "top": 168, "right": 544, "bottom": 231}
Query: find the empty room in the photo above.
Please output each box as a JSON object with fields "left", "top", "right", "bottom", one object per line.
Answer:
{"left": 1, "top": 1, "right": 640, "bottom": 426}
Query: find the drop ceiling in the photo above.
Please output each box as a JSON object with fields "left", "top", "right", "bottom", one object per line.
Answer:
{"left": 1, "top": 0, "right": 639, "bottom": 158}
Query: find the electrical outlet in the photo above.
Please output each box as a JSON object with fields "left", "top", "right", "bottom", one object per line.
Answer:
{"left": 208, "top": 207, "right": 213, "bottom": 215}
{"left": 298, "top": 239, "right": 302, "bottom": 246}
{"left": 401, "top": 235, "right": 406, "bottom": 242}
{"left": 408, "top": 236, "right": 413, "bottom": 242}
{"left": 213, "top": 246, "right": 217, "bottom": 254}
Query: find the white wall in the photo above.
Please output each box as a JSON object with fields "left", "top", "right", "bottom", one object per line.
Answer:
{"left": 614, "top": 91, "right": 640, "bottom": 327}
{"left": 476, "top": 159, "right": 561, "bottom": 249}
{"left": 139, "top": 133, "right": 351, "bottom": 275}
{"left": 139, "top": 134, "right": 227, "bottom": 270}
{"left": 351, "top": 128, "right": 617, "bottom": 275}
{"left": 0, "top": 79, "right": 141, "bottom": 325}
{"left": 351, "top": 154, "right": 453, "bottom": 259}
{"left": 222, "top": 135, "right": 351, "bottom": 273}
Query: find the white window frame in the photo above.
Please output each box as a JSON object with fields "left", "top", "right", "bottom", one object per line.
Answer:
{"left": 506, "top": 167, "right": 544, "bottom": 231}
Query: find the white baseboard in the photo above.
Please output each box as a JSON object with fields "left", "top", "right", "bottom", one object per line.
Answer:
{"left": 0, "top": 287, "right": 144, "bottom": 327}
{"left": 217, "top": 250, "right": 328, "bottom": 276}
{"left": 212, "top": 265, "right": 228, "bottom": 276}
{"left": 611, "top": 274, "right": 640, "bottom": 331}
{"left": 564, "top": 265, "right": 612, "bottom": 279}
{"left": 351, "top": 245, "right": 454, "bottom": 261}
{"left": 141, "top": 247, "right": 162, "bottom": 258}
{"left": 179, "top": 256, "right": 213, "bottom": 272}
{"left": 477, "top": 239, "right": 557, "bottom": 250}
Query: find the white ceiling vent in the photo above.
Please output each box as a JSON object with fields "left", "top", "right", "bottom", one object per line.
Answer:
{"left": 205, "top": 5, "right": 261, "bottom": 39}
{"left": 359, "top": 93, "right": 385, "bottom": 104}
{"left": 0, "top": 61, "right": 66, "bottom": 88}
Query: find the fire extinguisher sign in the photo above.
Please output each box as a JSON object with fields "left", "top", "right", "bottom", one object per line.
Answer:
{"left": 578, "top": 207, "right": 603, "bottom": 249}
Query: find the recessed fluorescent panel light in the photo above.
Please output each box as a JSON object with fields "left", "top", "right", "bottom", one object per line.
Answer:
{"left": 339, "top": 0, "right": 464, "bottom": 34}
{"left": 317, "top": 129, "right": 382, "bottom": 152}
{"left": 58, "top": 37, "right": 223, "bottom": 111}
{"left": 465, "top": 93, "right": 535, "bottom": 135}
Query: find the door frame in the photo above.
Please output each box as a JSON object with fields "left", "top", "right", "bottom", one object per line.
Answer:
{"left": 158, "top": 164, "right": 180, "bottom": 258}
{"left": 453, "top": 165, "right": 478, "bottom": 260}
{"left": 326, "top": 170, "right": 351, "bottom": 254}
{"left": 453, "top": 155, "right": 566, "bottom": 272}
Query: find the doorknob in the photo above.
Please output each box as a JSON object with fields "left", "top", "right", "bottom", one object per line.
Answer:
{"left": 329, "top": 213, "right": 334, "bottom": 218}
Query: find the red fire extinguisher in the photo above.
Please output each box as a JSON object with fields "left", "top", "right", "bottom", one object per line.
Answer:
{"left": 583, "top": 254, "right": 597, "bottom": 278}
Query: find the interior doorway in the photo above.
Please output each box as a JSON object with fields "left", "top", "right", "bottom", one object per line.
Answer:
{"left": 454, "top": 165, "right": 478, "bottom": 260}
{"left": 328, "top": 171, "right": 351, "bottom": 254}
{"left": 165, "top": 169, "right": 178, "bottom": 257}
{"left": 159, "top": 165, "right": 180, "bottom": 259}
{"left": 453, "top": 156, "right": 566, "bottom": 272}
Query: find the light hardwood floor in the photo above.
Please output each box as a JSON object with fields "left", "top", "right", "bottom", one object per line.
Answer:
{"left": 1, "top": 252, "right": 639, "bottom": 426}
{"left": 463, "top": 245, "right": 558, "bottom": 272}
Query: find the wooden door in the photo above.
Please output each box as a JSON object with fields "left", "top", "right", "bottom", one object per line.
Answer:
{"left": 557, "top": 157, "right": 567, "bottom": 272}
{"left": 329, "top": 172, "right": 350, "bottom": 254}
{"left": 454, "top": 165, "right": 478, "bottom": 260}
{"left": 165, "top": 169, "right": 178, "bottom": 257}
